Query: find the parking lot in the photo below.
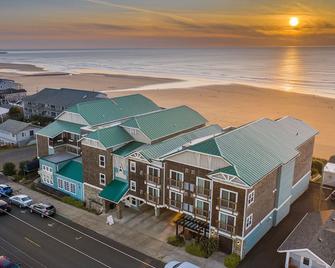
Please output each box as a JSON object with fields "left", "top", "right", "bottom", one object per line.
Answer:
{"left": 0, "top": 145, "right": 36, "bottom": 170}
{"left": 239, "top": 183, "right": 335, "bottom": 268}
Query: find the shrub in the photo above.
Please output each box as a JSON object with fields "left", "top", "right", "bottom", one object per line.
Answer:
{"left": 3, "top": 162, "right": 16, "bottom": 176}
{"left": 8, "top": 106, "right": 23, "bottom": 121}
{"left": 167, "top": 235, "right": 185, "bottom": 247}
{"left": 61, "top": 196, "right": 84, "bottom": 208}
{"left": 199, "top": 237, "right": 218, "bottom": 257}
{"left": 185, "top": 242, "right": 206, "bottom": 258}
{"left": 18, "top": 161, "right": 28, "bottom": 177}
{"left": 312, "top": 159, "right": 324, "bottom": 175}
{"left": 224, "top": 253, "right": 241, "bottom": 268}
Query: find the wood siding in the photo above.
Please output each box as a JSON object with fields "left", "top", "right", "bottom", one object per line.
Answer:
{"left": 81, "top": 144, "right": 113, "bottom": 188}
{"left": 293, "top": 137, "right": 315, "bottom": 185}
{"left": 36, "top": 135, "right": 49, "bottom": 157}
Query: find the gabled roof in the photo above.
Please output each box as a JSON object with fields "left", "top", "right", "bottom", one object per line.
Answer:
{"left": 121, "top": 105, "right": 207, "bottom": 142}
{"left": 57, "top": 159, "right": 83, "bottom": 183}
{"left": 278, "top": 210, "right": 335, "bottom": 266}
{"left": 37, "top": 120, "right": 83, "bottom": 138}
{"left": 99, "top": 179, "right": 128, "bottom": 203}
{"left": 188, "top": 117, "right": 317, "bottom": 186}
{"left": 86, "top": 126, "right": 133, "bottom": 149}
{"left": 24, "top": 88, "right": 106, "bottom": 107}
{"left": 113, "top": 141, "right": 144, "bottom": 157}
{"left": 209, "top": 166, "right": 238, "bottom": 177}
{"left": 0, "top": 119, "right": 36, "bottom": 134}
{"left": 66, "top": 94, "right": 161, "bottom": 125}
{"left": 139, "top": 124, "right": 223, "bottom": 160}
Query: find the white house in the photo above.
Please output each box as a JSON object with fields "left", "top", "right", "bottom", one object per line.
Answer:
{"left": 278, "top": 210, "right": 335, "bottom": 268}
{"left": 322, "top": 162, "right": 335, "bottom": 188}
{"left": 0, "top": 107, "right": 9, "bottom": 123}
{"left": 0, "top": 119, "right": 41, "bottom": 147}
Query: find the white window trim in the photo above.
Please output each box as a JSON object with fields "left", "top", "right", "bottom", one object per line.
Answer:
{"left": 147, "top": 185, "right": 160, "bottom": 197}
{"left": 130, "top": 180, "right": 136, "bottom": 192}
{"left": 130, "top": 161, "right": 136, "bottom": 173}
{"left": 195, "top": 198, "right": 210, "bottom": 209}
{"left": 196, "top": 176, "right": 211, "bottom": 188}
{"left": 99, "top": 155, "right": 106, "bottom": 168}
{"left": 218, "top": 211, "right": 236, "bottom": 230}
{"left": 169, "top": 190, "right": 183, "bottom": 202}
{"left": 246, "top": 213, "right": 253, "bottom": 230}
{"left": 147, "top": 166, "right": 160, "bottom": 177}
{"left": 247, "top": 190, "right": 255, "bottom": 206}
{"left": 169, "top": 170, "right": 184, "bottom": 181}
{"left": 220, "top": 188, "right": 238, "bottom": 202}
{"left": 99, "top": 173, "right": 106, "bottom": 186}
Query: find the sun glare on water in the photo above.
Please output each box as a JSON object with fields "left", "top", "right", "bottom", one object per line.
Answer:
{"left": 289, "top": 17, "right": 299, "bottom": 27}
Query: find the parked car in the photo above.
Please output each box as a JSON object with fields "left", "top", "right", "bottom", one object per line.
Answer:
{"left": 29, "top": 203, "right": 56, "bottom": 218}
{"left": 0, "top": 184, "right": 13, "bottom": 197}
{"left": 8, "top": 195, "right": 33, "bottom": 208}
{"left": 0, "top": 200, "right": 11, "bottom": 214}
{"left": 0, "top": 256, "right": 20, "bottom": 267}
{"left": 165, "top": 261, "right": 199, "bottom": 268}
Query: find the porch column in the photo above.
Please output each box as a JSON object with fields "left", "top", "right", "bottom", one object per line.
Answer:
{"left": 116, "top": 204, "right": 122, "bottom": 219}
{"left": 154, "top": 207, "right": 160, "bottom": 217}
{"left": 285, "top": 252, "right": 290, "bottom": 268}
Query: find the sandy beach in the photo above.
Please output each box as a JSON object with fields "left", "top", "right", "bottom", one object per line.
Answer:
{"left": 0, "top": 68, "right": 333, "bottom": 159}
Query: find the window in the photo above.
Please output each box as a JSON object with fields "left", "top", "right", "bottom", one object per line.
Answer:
{"left": 148, "top": 166, "right": 160, "bottom": 177}
{"left": 246, "top": 214, "right": 253, "bottom": 230}
{"left": 130, "top": 180, "right": 136, "bottom": 192}
{"left": 195, "top": 199, "right": 210, "bottom": 218}
{"left": 220, "top": 189, "right": 238, "bottom": 210}
{"left": 130, "top": 161, "right": 136, "bottom": 173}
{"left": 169, "top": 170, "right": 184, "bottom": 188}
{"left": 30, "top": 130, "right": 34, "bottom": 136}
{"left": 302, "top": 257, "right": 310, "bottom": 266}
{"left": 70, "top": 183, "right": 76, "bottom": 194}
{"left": 196, "top": 177, "right": 211, "bottom": 197}
{"left": 99, "top": 173, "right": 106, "bottom": 186}
{"left": 99, "top": 155, "right": 105, "bottom": 168}
{"left": 183, "top": 203, "right": 194, "bottom": 213}
{"left": 58, "top": 178, "right": 63, "bottom": 189}
{"left": 64, "top": 181, "right": 70, "bottom": 192}
{"left": 169, "top": 191, "right": 182, "bottom": 208}
{"left": 147, "top": 186, "right": 159, "bottom": 203}
{"left": 219, "top": 212, "right": 236, "bottom": 234}
{"left": 58, "top": 178, "right": 76, "bottom": 194}
{"left": 247, "top": 190, "right": 255, "bottom": 206}
{"left": 22, "top": 132, "right": 25, "bottom": 137}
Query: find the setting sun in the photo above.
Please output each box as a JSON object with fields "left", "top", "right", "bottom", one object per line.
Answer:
{"left": 289, "top": 17, "right": 299, "bottom": 27}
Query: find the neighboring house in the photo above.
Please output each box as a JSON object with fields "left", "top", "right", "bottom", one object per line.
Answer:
{"left": 0, "top": 88, "right": 27, "bottom": 105}
{"left": 0, "top": 79, "right": 21, "bottom": 90}
{"left": 322, "top": 157, "right": 335, "bottom": 188}
{"left": 0, "top": 119, "right": 41, "bottom": 147}
{"left": 0, "top": 106, "right": 9, "bottom": 123}
{"left": 278, "top": 210, "right": 335, "bottom": 268}
{"left": 35, "top": 93, "right": 318, "bottom": 260}
{"left": 23, "top": 88, "right": 107, "bottom": 119}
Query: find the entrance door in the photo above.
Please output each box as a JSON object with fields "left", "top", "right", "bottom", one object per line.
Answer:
{"left": 218, "top": 235, "right": 233, "bottom": 254}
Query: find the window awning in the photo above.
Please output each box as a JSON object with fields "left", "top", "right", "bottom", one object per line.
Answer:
{"left": 99, "top": 179, "right": 128, "bottom": 204}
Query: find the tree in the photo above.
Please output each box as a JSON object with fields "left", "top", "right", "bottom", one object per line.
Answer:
{"left": 3, "top": 162, "right": 16, "bottom": 176}
{"left": 8, "top": 106, "right": 23, "bottom": 121}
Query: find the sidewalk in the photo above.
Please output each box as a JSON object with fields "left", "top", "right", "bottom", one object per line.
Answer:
{"left": 5, "top": 179, "right": 226, "bottom": 268}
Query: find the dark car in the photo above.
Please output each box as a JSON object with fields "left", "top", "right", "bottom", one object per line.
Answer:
{"left": 0, "top": 256, "right": 20, "bottom": 268}
{"left": 0, "top": 200, "right": 11, "bottom": 215}
{"left": 29, "top": 203, "right": 56, "bottom": 218}
{"left": 0, "top": 184, "right": 13, "bottom": 197}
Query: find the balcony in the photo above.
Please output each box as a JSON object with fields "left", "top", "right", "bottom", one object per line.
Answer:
{"left": 218, "top": 221, "right": 235, "bottom": 235}
{"left": 194, "top": 207, "right": 210, "bottom": 220}
{"left": 217, "top": 198, "right": 237, "bottom": 212}
{"left": 168, "top": 199, "right": 182, "bottom": 210}
{"left": 196, "top": 186, "right": 211, "bottom": 198}
{"left": 147, "top": 194, "right": 159, "bottom": 204}
{"left": 147, "top": 174, "right": 160, "bottom": 185}
{"left": 168, "top": 178, "right": 183, "bottom": 189}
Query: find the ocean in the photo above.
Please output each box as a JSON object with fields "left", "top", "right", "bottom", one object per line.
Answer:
{"left": 0, "top": 47, "right": 334, "bottom": 97}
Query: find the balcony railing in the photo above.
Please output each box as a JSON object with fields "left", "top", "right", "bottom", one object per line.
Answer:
{"left": 218, "top": 221, "right": 235, "bottom": 235}
{"left": 196, "top": 186, "right": 211, "bottom": 198}
{"left": 147, "top": 174, "right": 160, "bottom": 185}
{"left": 217, "top": 198, "right": 237, "bottom": 211}
{"left": 147, "top": 194, "right": 159, "bottom": 204}
{"left": 168, "top": 178, "right": 183, "bottom": 189}
{"left": 168, "top": 199, "right": 182, "bottom": 210}
{"left": 194, "top": 207, "right": 210, "bottom": 220}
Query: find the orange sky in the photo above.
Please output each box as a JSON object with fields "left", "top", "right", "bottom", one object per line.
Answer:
{"left": 1, "top": 0, "right": 335, "bottom": 48}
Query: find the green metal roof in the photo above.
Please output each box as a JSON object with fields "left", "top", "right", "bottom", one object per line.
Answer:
{"left": 189, "top": 118, "right": 313, "bottom": 186}
{"left": 37, "top": 120, "right": 83, "bottom": 138}
{"left": 209, "top": 166, "right": 238, "bottom": 177}
{"left": 99, "top": 179, "right": 128, "bottom": 203}
{"left": 86, "top": 126, "right": 133, "bottom": 149}
{"left": 121, "top": 106, "right": 207, "bottom": 142}
{"left": 113, "top": 141, "right": 144, "bottom": 157}
{"left": 57, "top": 160, "right": 83, "bottom": 183}
{"left": 140, "top": 124, "right": 223, "bottom": 160}
{"left": 66, "top": 94, "right": 161, "bottom": 125}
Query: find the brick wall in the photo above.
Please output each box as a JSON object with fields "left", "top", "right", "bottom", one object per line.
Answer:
{"left": 36, "top": 135, "right": 49, "bottom": 157}
{"left": 293, "top": 138, "right": 315, "bottom": 185}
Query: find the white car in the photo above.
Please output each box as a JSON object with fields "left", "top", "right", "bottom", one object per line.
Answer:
{"left": 9, "top": 194, "right": 33, "bottom": 208}
{"left": 165, "top": 261, "right": 199, "bottom": 268}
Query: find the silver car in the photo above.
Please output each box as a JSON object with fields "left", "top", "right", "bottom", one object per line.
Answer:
{"left": 9, "top": 194, "right": 33, "bottom": 208}
{"left": 29, "top": 203, "right": 56, "bottom": 218}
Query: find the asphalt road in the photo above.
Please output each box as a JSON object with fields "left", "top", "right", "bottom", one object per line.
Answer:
{"left": 0, "top": 198, "right": 164, "bottom": 268}
{"left": 0, "top": 145, "right": 36, "bottom": 169}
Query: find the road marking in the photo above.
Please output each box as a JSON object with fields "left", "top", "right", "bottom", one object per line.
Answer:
{"left": 5, "top": 211, "right": 113, "bottom": 268}
{"left": 0, "top": 235, "right": 47, "bottom": 268}
{"left": 24, "top": 237, "right": 41, "bottom": 248}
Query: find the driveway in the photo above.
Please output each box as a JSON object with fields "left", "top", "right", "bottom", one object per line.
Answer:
{"left": 0, "top": 145, "right": 36, "bottom": 169}
{"left": 239, "top": 183, "right": 335, "bottom": 268}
